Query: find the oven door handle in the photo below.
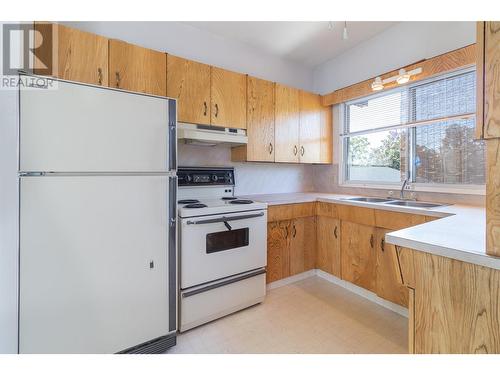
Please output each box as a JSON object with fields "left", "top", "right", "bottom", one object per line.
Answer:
{"left": 186, "top": 212, "right": 264, "bottom": 225}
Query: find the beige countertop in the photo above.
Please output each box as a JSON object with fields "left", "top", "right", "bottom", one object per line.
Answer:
{"left": 242, "top": 192, "right": 498, "bottom": 270}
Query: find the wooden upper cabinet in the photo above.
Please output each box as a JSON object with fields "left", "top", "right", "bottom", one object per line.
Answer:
{"left": 275, "top": 83, "right": 300, "bottom": 163}
{"left": 299, "top": 91, "right": 321, "bottom": 163}
{"left": 34, "top": 22, "right": 108, "bottom": 86}
{"left": 341, "top": 221, "right": 376, "bottom": 292}
{"left": 245, "top": 76, "right": 275, "bottom": 161}
{"left": 210, "top": 67, "right": 246, "bottom": 129}
{"left": 167, "top": 55, "right": 210, "bottom": 124}
{"left": 482, "top": 22, "right": 500, "bottom": 139}
{"left": 375, "top": 228, "right": 409, "bottom": 307}
{"left": 476, "top": 21, "right": 485, "bottom": 139}
{"left": 319, "top": 105, "right": 333, "bottom": 164}
{"left": 109, "top": 40, "right": 166, "bottom": 96}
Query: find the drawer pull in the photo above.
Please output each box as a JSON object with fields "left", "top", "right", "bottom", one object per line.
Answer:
{"left": 334, "top": 226, "right": 338, "bottom": 239}
{"left": 370, "top": 234, "right": 374, "bottom": 249}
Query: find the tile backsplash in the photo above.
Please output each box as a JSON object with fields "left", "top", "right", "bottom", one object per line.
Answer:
{"left": 178, "top": 144, "right": 314, "bottom": 195}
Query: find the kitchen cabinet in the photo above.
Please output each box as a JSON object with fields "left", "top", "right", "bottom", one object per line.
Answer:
{"left": 266, "top": 220, "right": 290, "bottom": 283}
{"left": 167, "top": 55, "right": 211, "bottom": 124}
{"left": 476, "top": 21, "right": 500, "bottom": 139}
{"left": 275, "top": 84, "right": 300, "bottom": 163}
{"left": 316, "top": 216, "right": 341, "bottom": 277}
{"left": 299, "top": 91, "right": 321, "bottom": 163}
{"left": 289, "top": 217, "right": 316, "bottom": 275}
{"left": 109, "top": 39, "right": 166, "bottom": 96}
{"left": 319, "top": 103, "right": 333, "bottom": 164}
{"left": 34, "top": 22, "right": 108, "bottom": 86}
{"left": 231, "top": 76, "right": 275, "bottom": 162}
{"left": 374, "top": 228, "right": 408, "bottom": 307}
{"left": 211, "top": 67, "right": 247, "bottom": 129}
{"left": 340, "top": 221, "right": 376, "bottom": 292}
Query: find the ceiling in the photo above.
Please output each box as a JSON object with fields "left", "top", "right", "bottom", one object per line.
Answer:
{"left": 183, "top": 21, "right": 397, "bottom": 68}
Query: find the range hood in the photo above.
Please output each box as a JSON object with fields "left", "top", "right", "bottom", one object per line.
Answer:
{"left": 177, "top": 122, "right": 248, "bottom": 147}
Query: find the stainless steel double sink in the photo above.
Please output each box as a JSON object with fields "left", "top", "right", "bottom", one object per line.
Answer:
{"left": 342, "top": 197, "right": 446, "bottom": 208}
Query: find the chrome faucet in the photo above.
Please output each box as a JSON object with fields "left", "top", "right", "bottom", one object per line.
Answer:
{"left": 400, "top": 178, "right": 409, "bottom": 200}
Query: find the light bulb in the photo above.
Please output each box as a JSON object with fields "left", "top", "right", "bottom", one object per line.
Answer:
{"left": 397, "top": 69, "right": 410, "bottom": 84}
{"left": 371, "top": 77, "right": 384, "bottom": 91}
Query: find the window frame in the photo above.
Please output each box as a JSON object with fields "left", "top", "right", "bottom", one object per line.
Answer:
{"left": 339, "top": 67, "right": 485, "bottom": 195}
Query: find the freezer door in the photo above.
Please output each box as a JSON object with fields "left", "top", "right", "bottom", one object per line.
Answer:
{"left": 19, "top": 76, "right": 176, "bottom": 172}
{"left": 19, "top": 176, "right": 175, "bottom": 353}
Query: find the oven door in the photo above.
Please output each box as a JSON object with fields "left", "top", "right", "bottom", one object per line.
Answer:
{"left": 180, "top": 209, "right": 267, "bottom": 289}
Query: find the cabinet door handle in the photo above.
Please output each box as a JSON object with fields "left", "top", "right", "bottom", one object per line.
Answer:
{"left": 203, "top": 101, "right": 207, "bottom": 116}
{"left": 380, "top": 238, "right": 385, "bottom": 252}
{"left": 285, "top": 225, "right": 288, "bottom": 239}
{"left": 215, "top": 103, "right": 219, "bottom": 117}
{"left": 292, "top": 224, "right": 297, "bottom": 238}
{"left": 293, "top": 145, "right": 298, "bottom": 155}
{"left": 300, "top": 146, "right": 305, "bottom": 156}
{"left": 97, "top": 68, "right": 103, "bottom": 85}
{"left": 115, "top": 72, "right": 121, "bottom": 88}
{"left": 370, "top": 234, "right": 374, "bottom": 249}
{"left": 269, "top": 142, "right": 273, "bottom": 155}
{"left": 334, "top": 226, "right": 338, "bottom": 239}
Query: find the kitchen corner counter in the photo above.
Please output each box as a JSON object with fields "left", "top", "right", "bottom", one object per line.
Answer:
{"left": 243, "top": 192, "right": 499, "bottom": 271}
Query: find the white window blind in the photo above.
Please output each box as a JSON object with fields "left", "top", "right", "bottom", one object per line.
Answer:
{"left": 342, "top": 68, "right": 485, "bottom": 187}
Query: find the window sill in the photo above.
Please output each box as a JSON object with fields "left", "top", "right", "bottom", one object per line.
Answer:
{"left": 339, "top": 182, "right": 486, "bottom": 196}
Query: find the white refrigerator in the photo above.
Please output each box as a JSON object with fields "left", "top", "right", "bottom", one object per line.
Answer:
{"left": 17, "top": 74, "right": 177, "bottom": 353}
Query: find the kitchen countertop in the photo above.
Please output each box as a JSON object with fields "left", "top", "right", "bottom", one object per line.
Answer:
{"left": 242, "top": 192, "right": 498, "bottom": 271}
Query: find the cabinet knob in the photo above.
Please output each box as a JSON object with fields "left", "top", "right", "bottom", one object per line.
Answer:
{"left": 269, "top": 142, "right": 273, "bottom": 155}
{"left": 292, "top": 224, "right": 297, "bottom": 238}
{"left": 370, "top": 234, "right": 374, "bottom": 249}
{"left": 300, "top": 146, "right": 305, "bottom": 156}
{"left": 380, "top": 238, "right": 385, "bottom": 252}
{"left": 214, "top": 103, "right": 219, "bottom": 117}
{"left": 97, "top": 68, "right": 103, "bottom": 85}
{"left": 293, "top": 145, "right": 298, "bottom": 156}
{"left": 334, "top": 226, "right": 338, "bottom": 239}
{"left": 115, "top": 72, "right": 121, "bottom": 88}
{"left": 203, "top": 101, "right": 207, "bottom": 116}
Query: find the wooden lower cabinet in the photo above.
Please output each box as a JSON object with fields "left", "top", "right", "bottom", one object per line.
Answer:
{"left": 266, "top": 217, "right": 315, "bottom": 283}
{"left": 316, "top": 216, "right": 341, "bottom": 277}
{"left": 340, "top": 221, "right": 377, "bottom": 292}
{"left": 374, "top": 228, "right": 408, "bottom": 307}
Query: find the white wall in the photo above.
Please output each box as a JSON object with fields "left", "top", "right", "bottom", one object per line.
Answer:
{"left": 179, "top": 144, "right": 314, "bottom": 195}
{"left": 61, "top": 21, "right": 314, "bottom": 91}
{"left": 313, "top": 22, "right": 476, "bottom": 94}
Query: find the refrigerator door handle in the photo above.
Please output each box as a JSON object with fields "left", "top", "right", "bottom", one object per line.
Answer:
{"left": 168, "top": 175, "right": 177, "bottom": 332}
{"left": 168, "top": 100, "right": 177, "bottom": 171}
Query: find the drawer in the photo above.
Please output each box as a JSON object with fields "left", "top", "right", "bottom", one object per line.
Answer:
{"left": 337, "top": 205, "right": 375, "bottom": 227}
{"left": 316, "top": 201, "right": 338, "bottom": 218}
{"left": 375, "top": 210, "right": 427, "bottom": 230}
{"left": 267, "top": 202, "right": 316, "bottom": 222}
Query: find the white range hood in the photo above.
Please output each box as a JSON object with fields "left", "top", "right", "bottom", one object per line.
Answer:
{"left": 177, "top": 122, "right": 248, "bottom": 147}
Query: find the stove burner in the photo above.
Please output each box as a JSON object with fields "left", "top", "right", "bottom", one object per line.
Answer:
{"left": 184, "top": 203, "right": 207, "bottom": 208}
{"left": 221, "top": 197, "right": 238, "bottom": 201}
{"left": 230, "top": 199, "right": 253, "bottom": 204}
{"left": 178, "top": 199, "right": 200, "bottom": 204}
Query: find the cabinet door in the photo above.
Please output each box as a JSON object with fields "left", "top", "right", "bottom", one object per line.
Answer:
{"left": 341, "top": 221, "right": 376, "bottom": 292}
{"left": 319, "top": 104, "right": 333, "bottom": 164}
{"left": 266, "top": 220, "right": 290, "bottom": 283}
{"left": 483, "top": 22, "right": 500, "bottom": 139}
{"left": 299, "top": 91, "right": 321, "bottom": 163}
{"left": 34, "top": 23, "right": 108, "bottom": 86}
{"left": 246, "top": 76, "right": 275, "bottom": 161}
{"left": 316, "top": 216, "right": 341, "bottom": 277}
{"left": 211, "top": 67, "right": 246, "bottom": 129}
{"left": 289, "top": 217, "right": 316, "bottom": 275}
{"left": 275, "top": 84, "right": 300, "bottom": 163}
{"left": 167, "top": 55, "right": 210, "bottom": 124}
{"left": 109, "top": 40, "right": 166, "bottom": 96}
{"left": 375, "top": 228, "right": 409, "bottom": 307}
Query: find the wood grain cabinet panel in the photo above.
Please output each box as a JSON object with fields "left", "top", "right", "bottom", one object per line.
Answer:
{"left": 275, "top": 84, "right": 300, "bottom": 163}
{"left": 34, "top": 22, "right": 108, "bottom": 86}
{"left": 319, "top": 104, "right": 333, "bottom": 164}
{"left": 167, "top": 55, "right": 210, "bottom": 124}
{"left": 340, "top": 221, "right": 376, "bottom": 292}
{"left": 210, "top": 67, "right": 246, "bottom": 129}
{"left": 232, "top": 76, "right": 275, "bottom": 162}
{"left": 483, "top": 22, "right": 500, "bottom": 139}
{"left": 289, "top": 217, "right": 316, "bottom": 275}
{"left": 109, "top": 39, "right": 166, "bottom": 96}
{"left": 375, "top": 229, "right": 409, "bottom": 307}
{"left": 266, "top": 220, "right": 290, "bottom": 283}
{"left": 316, "top": 216, "right": 341, "bottom": 277}
{"left": 267, "top": 203, "right": 316, "bottom": 222}
{"left": 299, "top": 91, "right": 321, "bottom": 163}
{"left": 374, "top": 210, "right": 426, "bottom": 230}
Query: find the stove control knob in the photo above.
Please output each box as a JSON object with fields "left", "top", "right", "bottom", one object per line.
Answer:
{"left": 212, "top": 174, "right": 218, "bottom": 182}
{"left": 186, "top": 175, "right": 192, "bottom": 183}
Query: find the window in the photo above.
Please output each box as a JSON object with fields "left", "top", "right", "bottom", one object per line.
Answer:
{"left": 341, "top": 68, "right": 486, "bottom": 191}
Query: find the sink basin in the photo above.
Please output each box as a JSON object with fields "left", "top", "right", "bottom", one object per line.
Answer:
{"left": 383, "top": 200, "right": 445, "bottom": 208}
{"left": 343, "top": 197, "right": 396, "bottom": 203}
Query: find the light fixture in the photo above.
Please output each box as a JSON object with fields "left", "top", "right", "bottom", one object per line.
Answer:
{"left": 328, "top": 21, "right": 334, "bottom": 30}
{"left": 371, "top": 77, "right": 384, "bottom": 91}
{"left": 342, "top": 21, "right": 348, "bottom": 40}
{"left": 370, "top": 67, "right": 423, "bottom": 91}
{"left": 396, "top": 68, "right": 411, "bottom": 84}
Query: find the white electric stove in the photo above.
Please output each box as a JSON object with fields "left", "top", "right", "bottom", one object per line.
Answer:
{"left": 177, "top": 167, "right": 267, "bottom": 332}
